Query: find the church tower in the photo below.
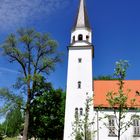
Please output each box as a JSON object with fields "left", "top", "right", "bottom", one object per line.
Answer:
{"left": 64, "top": 0, "right": 94, "bottom": 139}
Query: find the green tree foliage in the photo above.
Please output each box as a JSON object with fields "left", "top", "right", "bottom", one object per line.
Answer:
{"left": 28, "top": 77, "right": 65, "bottom": 140}
{"left": 0, "top": 88, "right": 24, "bottom": 115}
{"left": 94, "top": 75, "right": 119, "bottom": 80}
{"left": 84, "top": 98, "right": 92, "bottom": 140}
{"left": 72, "top": 97, "right": 92, "bottom": 140}
{"left": 0, "top": 124, "right": 3, "bottom": 140}
{"left": 106, "top": 60, "right": 135, "bottom": 140}
{"left": 1, "top": 28, "right": 61, "bottom": 140}
{"left": 2, "top": 108, "right": 23, "bottom": 137}
{"left": 0, "top": 88, "right": 24, "bottom": 138}
{"left": 72, "top": 111, "right": 83, "bottom": 140}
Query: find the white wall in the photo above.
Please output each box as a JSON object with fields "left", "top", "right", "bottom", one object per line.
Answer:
{"left": 63, "top": 47, "right": 93, "bottom": 140}
{"left": 71, "top": 28, "right": 92, "bottom": 46}
{"left": 93, "top": 110, "right": 140, "bottom": 140}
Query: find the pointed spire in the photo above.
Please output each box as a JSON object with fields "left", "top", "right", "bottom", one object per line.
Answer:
{"left": 73, "top": 0, "right": 91, "bottom": 30}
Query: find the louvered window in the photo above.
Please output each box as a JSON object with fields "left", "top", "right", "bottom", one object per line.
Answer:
{"left": 133, "top": 117, "right": 140, "bottom": 137}
{"left": 108, "top": 116, "right": 116, "bottom": 137}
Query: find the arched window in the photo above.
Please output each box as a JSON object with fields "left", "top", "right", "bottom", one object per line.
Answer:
{"left": 72, "top": 36, "right": 75, "bottom": 43}
{"left": 78, "top": 34, "right": 83, "bottom": 41}
{"left": 75, "top": 108, "right": 78, "bottom": 116}
{"left": 108, "top": 115, "right": 116, "bottom": 136}
{"left": 86, "top": 35, "right": 89, "bottom": 41}
{"left": 78, "top": 81, "right": 81, "bottom": 89}
{"left": 78, "top": 58, "right": 82, "bottom": 63}
{"left": 133, "top": 115, "right": 140, "bottom": 136}
{"left": 80, "top": 108, "right": 83, "bottom": 115}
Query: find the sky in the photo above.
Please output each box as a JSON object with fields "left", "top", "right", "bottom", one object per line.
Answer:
{"left": 0, "top": 0, "right": 140, "bottom": 90}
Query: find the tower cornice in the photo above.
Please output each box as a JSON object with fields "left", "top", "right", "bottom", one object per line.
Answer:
{"left": 67, "top": 45, "right": 94, "bottom": 58}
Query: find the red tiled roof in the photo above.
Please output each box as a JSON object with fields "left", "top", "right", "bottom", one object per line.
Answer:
{"left": 94, "top": 80, "right": 140, "bottom": 108}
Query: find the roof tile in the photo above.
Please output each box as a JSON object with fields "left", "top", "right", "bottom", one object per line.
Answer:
{"left": 94, "top": 80, "right": 140, "bottom": 108}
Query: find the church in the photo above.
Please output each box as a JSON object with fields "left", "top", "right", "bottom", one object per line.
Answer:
{"left": 63, "top": 0, "right": 140, "bottom": 140}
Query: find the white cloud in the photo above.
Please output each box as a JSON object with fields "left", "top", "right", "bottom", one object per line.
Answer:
{"left": 0, "top": 0, "right": 71, "bottom": 30}
{"left": 0, "top": 67, "right": 19, "bottom": 74}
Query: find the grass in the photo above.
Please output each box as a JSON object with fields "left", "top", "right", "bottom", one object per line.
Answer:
{"left": 4, "top": 137, "right": 17, "bottom": 140}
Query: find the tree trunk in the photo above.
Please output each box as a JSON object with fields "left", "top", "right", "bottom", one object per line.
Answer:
{"left": 22, "top": 108, "right": 29, "bottom": 140}
{"left": 118, "top": 107, "right": 121, "bottom": 140}
{"left": 118, "top": 80, "right": 123, "bottom": 140}
{"left": 22, "top": 87, "right": 31, "bottom": 140}
{"left": 84, "top": 123, "right": 87, "bottom": 140}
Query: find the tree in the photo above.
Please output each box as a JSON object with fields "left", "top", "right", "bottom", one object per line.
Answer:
{"left": 106, "top": 60, "right": 136, "bottom": 140}
{"left": 83, "top": 97, "right": 92, "bottom": 140}
{"left": 1, "top": 28, "right": 61, "bottom": 140}
{"left": 94, "top": 75, "right": 119, "bottom": 80}
{"left": 28, "top": 77, "right": 65, "bottom": 140}
{"left": 0, "top": 124, "right": 4, "bottom": 140}
{"left": 0, "top": 88, "right": 24, "bottom": 138}
{"left": 72, "top": 97, "right": 93, "bottom": 140}
{"left": 0, "top": 88, "right": 24, "bottom": 115}
{"left": 72, "top": 109, "right": 83, "bottom": 140}
{"left": 2, "top": 108, "right": 23, "bottom": 137}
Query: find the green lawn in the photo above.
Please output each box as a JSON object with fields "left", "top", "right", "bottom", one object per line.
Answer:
{"left": 4, "top": 137, "right": 17, "bottom": 140}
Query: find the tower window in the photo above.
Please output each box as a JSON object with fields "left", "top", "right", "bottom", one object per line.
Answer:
{"left": 80, "top": 108, "right": 83, "bottom": 115}
{"left": 78, "top": 81, "right": 81, "bottom": 89}
{"left": 78, "top": 34, "right": 83, "bottom": 41}
{"left": 78, "top": 58, "right": 82, "bottom": 63}
{"left": 86, "top": 35, "right": 89, "bottom": 41}
{"left": 72, "top": 36, "right": 75, "bottom": 43}
{"left": 108, "top": 116, "right": 116, "bottom": 137}
{"left": 75, "top": 108, "right": 78, "bottom": 116}
{"left": 133, "top": 116, "right": 140, "bottom": 136}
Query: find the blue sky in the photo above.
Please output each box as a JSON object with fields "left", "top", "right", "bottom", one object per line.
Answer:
{"left": 0, "top": 0, "right": 140, "bottom": 90}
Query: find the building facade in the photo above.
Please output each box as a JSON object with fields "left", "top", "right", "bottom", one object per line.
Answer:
{"left": 63, "top": 0, "right": 140, "bottom": 140}
{"left": 63, "top": 0, "right": 94, "bottom": 139}
{"left": 94, "top": 80, "right": 140, "bottom": 140}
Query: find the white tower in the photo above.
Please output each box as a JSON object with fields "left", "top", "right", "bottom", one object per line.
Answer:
{"left": 64, "top": 0, "right": 94, "bottom": 139}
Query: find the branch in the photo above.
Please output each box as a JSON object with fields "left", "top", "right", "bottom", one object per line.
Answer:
{"left": 9, "top": 54, "right": 27, "bottom": 77}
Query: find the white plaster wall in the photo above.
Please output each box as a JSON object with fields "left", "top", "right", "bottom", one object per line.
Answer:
{"left": 93, "top": 110, "right": 140, "bottom": 140}
{"left": 63, "top": 47, "right": 93, "bottom": 140}
{"left": 71, "top": 28, "right": 92, "bottom": 45}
